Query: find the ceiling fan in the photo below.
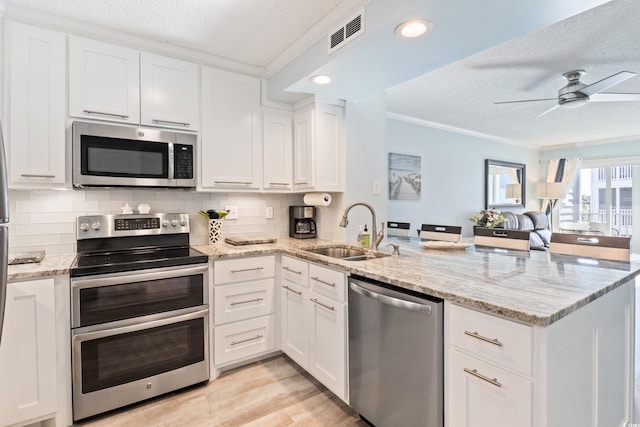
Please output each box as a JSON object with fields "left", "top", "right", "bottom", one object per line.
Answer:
{"left": 495, "top": 70, "right": 640, "bottom": 117}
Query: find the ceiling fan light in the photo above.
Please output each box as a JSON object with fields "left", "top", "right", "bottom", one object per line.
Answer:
{"left": 309, "top": 74, "right": 332, "bottom": 85}
{"left": 395, "top": 19, "right": 432, "bottom": 38}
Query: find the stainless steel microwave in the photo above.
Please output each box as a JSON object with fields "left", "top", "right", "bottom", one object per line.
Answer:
{"left": 72, "top": 121, "right": 196, "bottom": 189}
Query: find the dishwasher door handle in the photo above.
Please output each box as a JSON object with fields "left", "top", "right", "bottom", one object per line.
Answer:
{"left": 349, "top": 281, "right": 432, "bottom": 315}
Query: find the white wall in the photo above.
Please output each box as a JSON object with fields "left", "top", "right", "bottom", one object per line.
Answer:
{"left": 386, "top": 118, "right": 542, "bottom": 238}
{"left": 342, "top": 92, "right": 388, "bottom": 244}
{"left": 8, "top": 189, "right": 303, "bottom": 255}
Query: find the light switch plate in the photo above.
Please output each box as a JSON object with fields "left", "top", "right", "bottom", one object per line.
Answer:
{"left": 266, "top": 207, "right": 274, "bottom": 219}
{"left": 372, "top": 180, "right": 381, "bottom": 195}
{"left": 224, "top": 205, "right": 239, "bottom": 219}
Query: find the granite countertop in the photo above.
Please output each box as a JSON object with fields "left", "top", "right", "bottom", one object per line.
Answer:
{"left": 9, "top": 238, "right": 639, "bottom": 327}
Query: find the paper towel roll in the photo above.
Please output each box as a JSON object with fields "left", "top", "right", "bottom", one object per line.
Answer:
{"left": 303, "top": 192, "right": 332, "bottom": 206}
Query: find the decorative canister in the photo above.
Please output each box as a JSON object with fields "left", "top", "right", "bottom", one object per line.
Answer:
{"left": 208, "top": 219, "right": 223, "bottom": 244}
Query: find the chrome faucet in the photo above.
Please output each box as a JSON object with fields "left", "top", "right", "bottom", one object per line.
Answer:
{"left": 339, "top": 201, "right": 385, "bottom": 250}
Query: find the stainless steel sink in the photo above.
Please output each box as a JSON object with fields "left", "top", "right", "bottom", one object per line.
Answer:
{"left": 304, "top": 245, "right": 390, "bottom": 261}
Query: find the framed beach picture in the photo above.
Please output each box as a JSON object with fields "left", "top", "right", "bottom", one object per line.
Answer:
{"left": 388, "top": 153, "right": 421, "bottom": 200}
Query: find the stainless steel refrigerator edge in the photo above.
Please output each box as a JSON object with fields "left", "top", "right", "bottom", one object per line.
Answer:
{"left": 348, "top": 276, "right": 443, "bottom": 427}
{"left": 0, "top": 121, "right": 10, "bottom": 345}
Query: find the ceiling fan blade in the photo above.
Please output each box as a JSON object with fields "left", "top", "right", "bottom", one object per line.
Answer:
{"left": 535, "top": 104, "right": 561, "bottom": 118}
{"left": 580, "top": 71, "right": 637, "bottom": 96}
{"left": 589, "top": 92, "right": 640, "bottom": 102}
{"left": 494, "top": 98, "right": 559, "bottom": 105}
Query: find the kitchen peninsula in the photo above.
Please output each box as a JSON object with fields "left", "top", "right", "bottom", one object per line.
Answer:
{"left": 5, "top": 238, "right": 638, "bottom": 427}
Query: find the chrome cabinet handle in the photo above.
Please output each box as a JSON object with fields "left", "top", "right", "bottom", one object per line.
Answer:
{"left": 282, "top": 285, "right": 302, "bottom": 295}
{"left": 230, "top": 297, "right": 263, "bottom": 306}
{"left": 152, "top": 119, "right": 190, "bottom": 127}
{"left": 282, "top": 266, "right": 302, "bottom": 275}
{"left": 230, "top": 267, "right": 264, "bottom": 274}
{"left": 576, "top": 237, "right": 599, "bottom": 244}
{"left": 269, "top": 182, "right": 290, "bottom": 186}
{"left": 311, "top": 276, "right": 335, "bottom": 288}
{"left": 214, "top": 181, "right": 253, "bottom": 185}
{"left": 464, "top": 330, "right": 503, "bottom": 347}
{"left": 83, "top": 109, "right": 129, "bottom": 119}
{"left": 231, "top": 334, "right": 263, "bottom": 346}
{"left": 20, "top": 174, "right": 56, "bottom": 178}
{"left": 492, "top": 231, "right": 508, "bottom": 237}
{"left": 294, "top": 182, "right": 308, "bottom": 185}
{"left": 463, "top": 368, "right": 502, "bottom": 388}
{"left": 310, "top": 298, "right": 334, "bottom": 311}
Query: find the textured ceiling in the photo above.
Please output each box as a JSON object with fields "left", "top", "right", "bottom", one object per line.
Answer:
{"left": 386, "top": 0, "right": 640, "bottom": 148}
{"left": 5, "top": 0, "right": 636, "bottom": 149}
{"left": 5, "top": 0, "right": 346, "bottom": 68}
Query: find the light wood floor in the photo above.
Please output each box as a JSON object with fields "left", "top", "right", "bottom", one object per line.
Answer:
{"left": 76, "top": 355, "right": 367, "bottom": 427}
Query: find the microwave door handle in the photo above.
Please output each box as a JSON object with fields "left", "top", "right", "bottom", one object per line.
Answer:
{"left": 168, "top": 142, "right": 174, "bottom": 182}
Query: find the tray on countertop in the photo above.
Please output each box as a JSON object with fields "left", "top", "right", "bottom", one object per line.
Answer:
{"left": 9, "top": 250, "right": 46, "bottom": 265}
{"left": 224, "top": 237, "right": 277, "bottom": 246}
{"left": 418, "top": 241, "right": 473, "bottom": 250}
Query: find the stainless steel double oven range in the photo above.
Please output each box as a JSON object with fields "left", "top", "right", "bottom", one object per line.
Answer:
{"left": 70, "top": 213, "right": 209, "bottom": 421}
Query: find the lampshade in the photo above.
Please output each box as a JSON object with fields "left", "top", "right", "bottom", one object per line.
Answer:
{"left": 537, "top": 182, "right": 567, "bottom": 200}
{"left": 505, "top": 183, "right": 521, "bottom": 199}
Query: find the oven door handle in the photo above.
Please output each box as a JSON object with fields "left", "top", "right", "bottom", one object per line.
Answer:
{"left": 71, "top": 264, "right": 209, "bottom": 290}
{"left": 73, "top": 308, "right": 209, "bottom": 343}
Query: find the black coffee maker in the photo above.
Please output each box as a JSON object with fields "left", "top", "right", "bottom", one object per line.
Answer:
{"left": 289, "top": 206, "right": 317, "bottom": 239}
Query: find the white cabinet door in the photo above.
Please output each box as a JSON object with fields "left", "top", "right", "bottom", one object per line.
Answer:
{"left": 314, "top": 103, "right": 344, "bottom": 191}
{"left": 69, "top": 36, "right": 140, "bottom": 124}
{"left": 5, "top": 21, "right": 66, "bottom": 186}
{"left": 263, "top": 108, "right": 293, "bottom": 191}
{"left": 140, "top": 52, "right": 200, "bottom": 131}
{"left": 0, "top": 279, "right": 58, "bottom": 426}
{"left": 201, "top": 67, "right": 262, "bottom": 189}
{"left": 448, "top": 349, "right": 532, "bottom": 427}
{"left": 307, "top": 291, "right": 346, "bottom": 401}
{"left": 292, "top": 102, "right": 345, "bottom": 192}
{"left": 292, "top": 107, "right": 314, "bottom": 190}
{"left": 280, "top": 281, "right": 309, "bottom": 369}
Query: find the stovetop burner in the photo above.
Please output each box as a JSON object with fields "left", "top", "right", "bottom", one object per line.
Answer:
{"left": 71, "top": 246, "right": 208, "bottom": 277}
{"left": 71, "top": 213, "right": 208, "bottom": 277}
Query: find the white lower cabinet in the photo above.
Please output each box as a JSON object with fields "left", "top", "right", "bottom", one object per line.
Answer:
{"left": 0, "top": 278, "right": 58, "bottom": 427}
{"left": 307, "top": 291, "right": 346, "bottom": 399}
{"left": 448, "top": 349, "right": 532, "bottom": 427}
{"left": 446, "top": 280, "right": 634, "bottom": 427}
{"left": 213, "top": 256, "right": 277, "bottom": 367}
{"left": 279, "top": 256, "right": 347, "bottom": 401}
{"left": 280, "top": 280, "right": 308, "bottom": 369}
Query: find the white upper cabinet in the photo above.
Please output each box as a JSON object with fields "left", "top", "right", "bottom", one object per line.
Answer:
{"left": 200, "top": 67, "right": 262, "bottom": 190}
{"left": 4, "top": 21, "right": 66, "bottom": 186}
{"left": 292, "top": 107, "right": 314, "bottom": 190}
{"left": 263, "top": 108, "right": 293, "bottom": 191}
{"left": 140, "top": 52, "right": 200, "bottom": 131}
{"left": 69, "top": 36, "right": 140, "bottom": 124}
{"left": 68, "top": 38, "right": 199, "bottom": 130}
{"left": 293, "top": 102, "right": 345, "bottom": 192}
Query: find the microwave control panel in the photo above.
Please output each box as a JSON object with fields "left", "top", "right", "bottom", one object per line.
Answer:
{"left": 174, "top": 144, "right": 194, "bottom": 179}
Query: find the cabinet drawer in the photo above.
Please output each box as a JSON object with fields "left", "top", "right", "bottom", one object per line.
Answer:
{"left": 214, "top": 279, "right": 275, "bottom": 325}
{"left": 449, "top": 304, "right": 533, "bottom": 376}
{"left": 214, "top": 315, "right": 276, "bottom": 366}
{"left": 309, "top": 263, "right": 346, "bottom": 303}
{"left": 449, "top": 349, "right": 532, "bottom": 427}
{"left": 281, "top": 255, "right": 308, "bottom": 287}
{"left": 214, "top": 256, "right": 275, "bottom": 285}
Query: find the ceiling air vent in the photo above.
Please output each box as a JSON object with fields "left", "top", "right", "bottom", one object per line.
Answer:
{"left": 328, "top": 10, "right": 365, "bottom": 54}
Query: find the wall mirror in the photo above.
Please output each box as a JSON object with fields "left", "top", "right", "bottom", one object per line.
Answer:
{"left": 485, "top": 159, "right": 526, "bottom": 209}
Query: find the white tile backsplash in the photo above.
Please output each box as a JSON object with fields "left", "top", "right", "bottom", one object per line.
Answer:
{"left": 7, "top": 189, "right": 308, "bottom": 255}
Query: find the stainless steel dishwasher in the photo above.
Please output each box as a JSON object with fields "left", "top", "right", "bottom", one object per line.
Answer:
{"left": 348, "top": 275, "right": 443, "bottom": 427}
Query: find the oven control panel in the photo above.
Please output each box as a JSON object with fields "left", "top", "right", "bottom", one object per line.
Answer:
{"left": 77, "top": 213, "right": 190, "bottom": 239}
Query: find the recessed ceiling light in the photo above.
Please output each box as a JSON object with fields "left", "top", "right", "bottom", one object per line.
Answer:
{"left": 395, "top": 19, "right": 433, "bottom": 38}
{"left": 310, "top": 74, "right": 332, "bottom": 85}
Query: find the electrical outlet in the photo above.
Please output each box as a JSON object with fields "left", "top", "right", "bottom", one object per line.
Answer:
{"left": 372, "top": 180, "right": 381, "bottom": 195}
{"left": 265, "top": 207, "right": 274, "bottom": 219}
{"left": 224, "top": 205, "right": 239, "bottom": 219}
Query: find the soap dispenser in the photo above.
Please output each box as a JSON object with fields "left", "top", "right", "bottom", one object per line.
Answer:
{"left": 361, "top": 225, "right": 370, "bottom": 248}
